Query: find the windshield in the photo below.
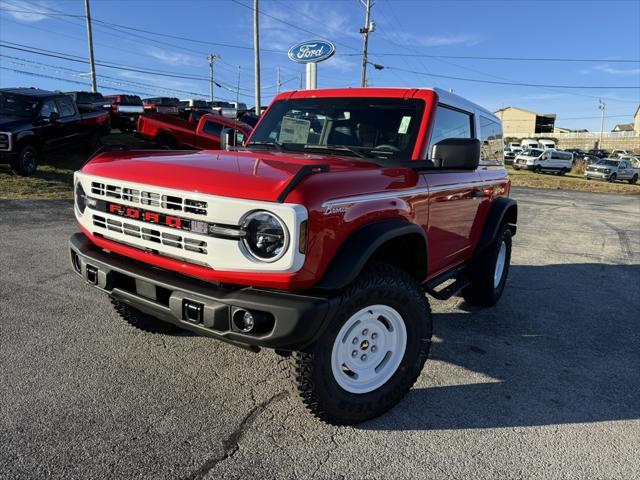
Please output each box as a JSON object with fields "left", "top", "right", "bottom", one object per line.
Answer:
{"left": 0, "top": 93, "right": 40, "bottom": 118}
{"left": 521, "top": 149, "right": 543, "bottom": 157}
{"left": 601, "top": 160, "right": 619, "bottom": 166}
{"left": 248, "top": 97, "right": 424, "bottom": 160}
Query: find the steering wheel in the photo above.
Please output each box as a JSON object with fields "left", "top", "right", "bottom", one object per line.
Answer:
{"left": 374, "top": 144, "right": 400, "bottom": 152}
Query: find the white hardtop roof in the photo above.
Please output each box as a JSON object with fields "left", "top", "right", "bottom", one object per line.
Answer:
{"left": 430, "top": 87, "right": 499, "bottom": 122}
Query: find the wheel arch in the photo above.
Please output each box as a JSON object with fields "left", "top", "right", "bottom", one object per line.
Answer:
{"left": 315, "top": 219, "right": 428, "bottom": 291}
{"left": 476, "top": 197, "right": 517, "bottom": 253}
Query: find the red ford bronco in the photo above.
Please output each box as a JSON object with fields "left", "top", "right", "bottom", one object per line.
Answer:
{"left": 70, "top": 88, "right": 516, "bottom": 425}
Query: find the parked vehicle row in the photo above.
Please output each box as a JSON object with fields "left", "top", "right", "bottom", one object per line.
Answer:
{"left": 0, "top": 88, "right": 110, "bottom": 175}
{"left": 584, "top": 158, "right": 639, "bottom": 183}
{"left": 512, "top": 148, "right": 573, "bottom": 174}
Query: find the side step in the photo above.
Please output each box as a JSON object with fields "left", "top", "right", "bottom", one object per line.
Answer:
{"left": 424, "top": 264, "right": 470, "bottom": 300}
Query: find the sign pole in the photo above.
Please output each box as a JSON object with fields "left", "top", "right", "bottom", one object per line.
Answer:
{"left": 305, "top": 63, "right": 317, "bottom": 90}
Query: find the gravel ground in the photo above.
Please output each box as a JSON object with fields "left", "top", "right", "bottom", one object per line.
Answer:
{"left": 1, "top": 188, "right": 639, "bottom": 480}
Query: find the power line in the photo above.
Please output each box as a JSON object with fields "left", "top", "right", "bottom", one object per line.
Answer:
{"left": 373, "top": 63, "right": 640, "bottom": 89}
{"left": 348, "top": 52, "right": 640, "bottom": 63}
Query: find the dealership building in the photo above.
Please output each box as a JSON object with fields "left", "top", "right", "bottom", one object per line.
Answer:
{"left": 494, "top": 106, "right": 556, "bottom": 138}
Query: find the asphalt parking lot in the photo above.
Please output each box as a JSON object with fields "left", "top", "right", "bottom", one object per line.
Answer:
{"left": 1, "top": 187, "right": 639, "bottom": 480}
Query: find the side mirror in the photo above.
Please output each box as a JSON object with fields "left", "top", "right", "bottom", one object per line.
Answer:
{"left": 219, "top": 128, "right": 235, "bottom": 151}
{"left": 431, "top": 138, "right": 480, "bottom": 170}
{"left": 43, "top": 111, "right": 60, "bottom": 123}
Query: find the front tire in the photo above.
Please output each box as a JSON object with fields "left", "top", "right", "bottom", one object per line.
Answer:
{"left": 462, "top": 224, "right": 512, "bottom": 307}
{"left": 11, "top": 144, "right": 39, "bottom": 176}
{"left": 629, "top": 175, "right": 638, "bottom": 185}
{"left": 608, "top": 173, "right": 617, "bottom": 183}
{"left": 292, "top": 263, "right": 432, "bottom": 425}
{"left": 111, "top": 298, "right": 182, "bottom": 334}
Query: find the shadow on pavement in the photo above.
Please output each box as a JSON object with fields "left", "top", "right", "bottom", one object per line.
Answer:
{"left": 364, "top": 263, "right": 640, "bottom": 431}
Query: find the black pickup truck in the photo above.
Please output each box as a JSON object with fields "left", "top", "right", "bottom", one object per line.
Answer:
{"left": 0, "top": 88, "right": 111, "bottom": 175}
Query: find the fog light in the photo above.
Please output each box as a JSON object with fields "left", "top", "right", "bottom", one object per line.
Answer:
{"left": 233, "top": 310, "right": 255, "bottom": 332}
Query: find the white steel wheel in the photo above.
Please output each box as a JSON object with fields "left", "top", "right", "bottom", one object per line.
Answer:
{"left": 493, "top": 240, "right": 507, "bottom": 288}
{"left": 330, "top": 305, "right": 407, "bottom": 394}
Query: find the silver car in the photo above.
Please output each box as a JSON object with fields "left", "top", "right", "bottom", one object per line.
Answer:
{"left": 584, "top": 159, "right": 639, "bottom": 184}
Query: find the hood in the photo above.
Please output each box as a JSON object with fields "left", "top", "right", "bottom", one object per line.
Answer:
{"left": 82, "top": 149, "right": 380, "bottom": 202}
{"left": 0, "top": 116, "right": 33, "bottom": 130}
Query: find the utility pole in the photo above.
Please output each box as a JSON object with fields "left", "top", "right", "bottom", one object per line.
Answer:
{"left": 207, "top": 54, "right": 219, "bottom": 101}
{"left": 276, "top": 66, "right": 281, "bottom": 95}
{"left": 253, "top": 0, "right": 261, "bottom": 114}
{"left": 598, "top": 99, "right": 606, "bottom": 147}
{"left": 84, "top": 0, "right": 97, "bottom": 92}
{"left": 359, "top": 0, "right": 374, "bottom": 88}
{"left": 299, "top": 72, "right": 303, "bottom": 90}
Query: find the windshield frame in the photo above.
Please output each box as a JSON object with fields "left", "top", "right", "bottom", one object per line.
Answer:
{"left": 247, "top": 97, "right": 426, "bottom": 163}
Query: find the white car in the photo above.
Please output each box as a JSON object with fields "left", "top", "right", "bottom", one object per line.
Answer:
{"left": 584, "top": 158, "right": 639, "bottom": 183}
{"left": 610, "top": 149, "right": 631, "bottom": 158}
{"left": 513, "top": 148, "right": 573, "bottom": 174}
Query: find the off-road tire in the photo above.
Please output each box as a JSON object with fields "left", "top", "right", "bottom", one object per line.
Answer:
{"left": 11, "top": 144, "right": 39, "bottom": 176}
{"left": 292, "top": 263, "right": 432, "bottom": 425}
{"left": 629, "top": 174, "right": 638, "bottom": 185}
{"left": 462, "top": 224, "right": 512, "bottom": 307}
{"left": 111, "top": 298, "right": 182, "bottom": 334}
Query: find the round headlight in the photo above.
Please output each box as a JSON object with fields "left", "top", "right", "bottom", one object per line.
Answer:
{"left": 241, "top": 211, "right": 289, "bottom": 262}
{"left": 75, "top": 182, "right": 87, "bottom": 214}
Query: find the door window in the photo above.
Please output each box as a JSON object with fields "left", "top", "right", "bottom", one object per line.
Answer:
{"left": 479, "top": 115, "right": 503, "bottom": 164}
{"left": 40, "top": 100, "right": 58, "bottom": 118}
{"left": 55, "top": 96, "right": 76, "bottom": 117}
{"left": 428, "top": 105, "right": 473, "bottom": 158}
{"left": 203, "top": 121, "right": 223, "bottom": 137}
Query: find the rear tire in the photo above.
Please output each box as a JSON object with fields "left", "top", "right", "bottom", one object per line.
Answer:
{"left": 462, "top": 224, "right": 512, "bottom": 307}
{"left": 156, "top": 134, "right": 177, "bottom": 149}
{"left": 10, "top": 144, "right": 38, "bottom": 176}
{"left": 292, "top": 263, "right": 432, "bottom": 425}
{"left": 111, "top": 298, "right": 182, "bottom": 334}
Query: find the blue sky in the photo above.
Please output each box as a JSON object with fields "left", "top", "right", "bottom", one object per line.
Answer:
{"left": 0, "top": 0, "right": 639, "bottom": 131}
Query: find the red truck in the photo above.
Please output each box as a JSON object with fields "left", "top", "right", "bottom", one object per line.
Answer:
{"left": 103, "top": 94, "right": 145, "bottom": 133}
{"left": 70, "top": 87, "right": 516, "bottom": 425}
{"left": 136, "top": 112, "right": 252, "bottom": 150}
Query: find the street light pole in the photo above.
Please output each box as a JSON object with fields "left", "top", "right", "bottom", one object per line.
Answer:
{"left": 359, "top": 0, "right": 373, "bottom": 88}
{"left": 598, "top": 99, "right": 606, "bottom": 148}
{"left": 207, "top": 54, "right": 219, "bottom": 102}
{"left": 253, "top": 0, "right": 261, "bottom": 114}
{"left": 84, "top": 0, "right": 97, "bottom": 93}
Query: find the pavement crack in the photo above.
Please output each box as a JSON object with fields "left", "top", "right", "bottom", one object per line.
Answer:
{"left": 184, "top": 390, "right": 289, "bottom": 480}
{"left": 601, "top": 220, "right": 634, "bottom": 260}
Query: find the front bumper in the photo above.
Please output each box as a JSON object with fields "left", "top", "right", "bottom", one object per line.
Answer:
{"left": 584, "top": 171, "right": 610, "bottom": 180}
{"left": 69, "top": 232, "right": 335, "bottom": 351}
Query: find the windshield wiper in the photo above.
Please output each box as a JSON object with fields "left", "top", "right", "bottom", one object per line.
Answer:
{"left": 246, "top": 140, "right": 284, "bottom": 150}
{"left": 302, "top": 144, "right": 371, "bottom": 159}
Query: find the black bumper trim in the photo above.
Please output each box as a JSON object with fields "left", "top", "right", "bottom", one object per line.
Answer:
{"left": 69, "top": 232, "right": 335, "bottom": 351}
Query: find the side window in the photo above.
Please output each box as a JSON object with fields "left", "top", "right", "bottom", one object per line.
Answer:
{"left": 55, "top": 96, "right": 76, "bottom": 117}
{"left": 428, "top": 105, "right": 473, "bottom": 158}
{"left": 479, "top": 115, "right": 503, "bottom": 164}
{"left": 203, "top": 121, "right": 223, "bottom": 137}
{"left": 39, "top": 100, "right": 58, "bottom": 118}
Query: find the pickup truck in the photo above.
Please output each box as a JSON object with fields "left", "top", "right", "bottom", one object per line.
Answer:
{"left": 137, "top": 112, "right": 252, "bottom": 150}
{"left": 69, "top": 87, "right": 517, "bottom": 425}
{"left": 65, "top": 91, "right": 110, "bottom": 115}
{"left": 143, "top": 97, "right": 180, "bottom": 116}
{"left": 0, "top": 88, "right": 110, "bottom": 175}
{"left": 584, "top": 158, "right": 639, "bottom": 183}
{"left": 103, "top": 94, "right": 145, "bottom": 133}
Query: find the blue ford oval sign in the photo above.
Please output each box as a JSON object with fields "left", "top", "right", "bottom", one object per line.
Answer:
{"left": 288, "top": 40, "right": 336, "bottom": 64}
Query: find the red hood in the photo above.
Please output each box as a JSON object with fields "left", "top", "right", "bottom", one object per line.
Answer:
{"left": 82, "top": 149, "right": 376, "bottom": 202}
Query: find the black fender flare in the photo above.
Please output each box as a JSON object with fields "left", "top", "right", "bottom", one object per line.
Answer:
{"left": 476, "top": 197, "right": 517, "bottom": 252}
{"left": 14, "top": 131, "right": 40, "bottom": 151}
{"left": 315, "top": 219, "right": 428, "bottom": 291}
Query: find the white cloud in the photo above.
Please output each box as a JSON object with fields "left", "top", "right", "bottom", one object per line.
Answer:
{"left": 3, "top": 0, "right": 48, "bottom": 22}
{"left": 592, "top": 64, "right": 640, "bottom": 76}
{"left": 382, "top": 31, "right": 481, "bottom": 48}
{"left": 146, "top": 47, "right": 198, "bottom": 67}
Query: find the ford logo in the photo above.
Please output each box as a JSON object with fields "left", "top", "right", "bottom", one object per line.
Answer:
{"left": 288, "top": 40, "right": 336, "bottom": 64}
